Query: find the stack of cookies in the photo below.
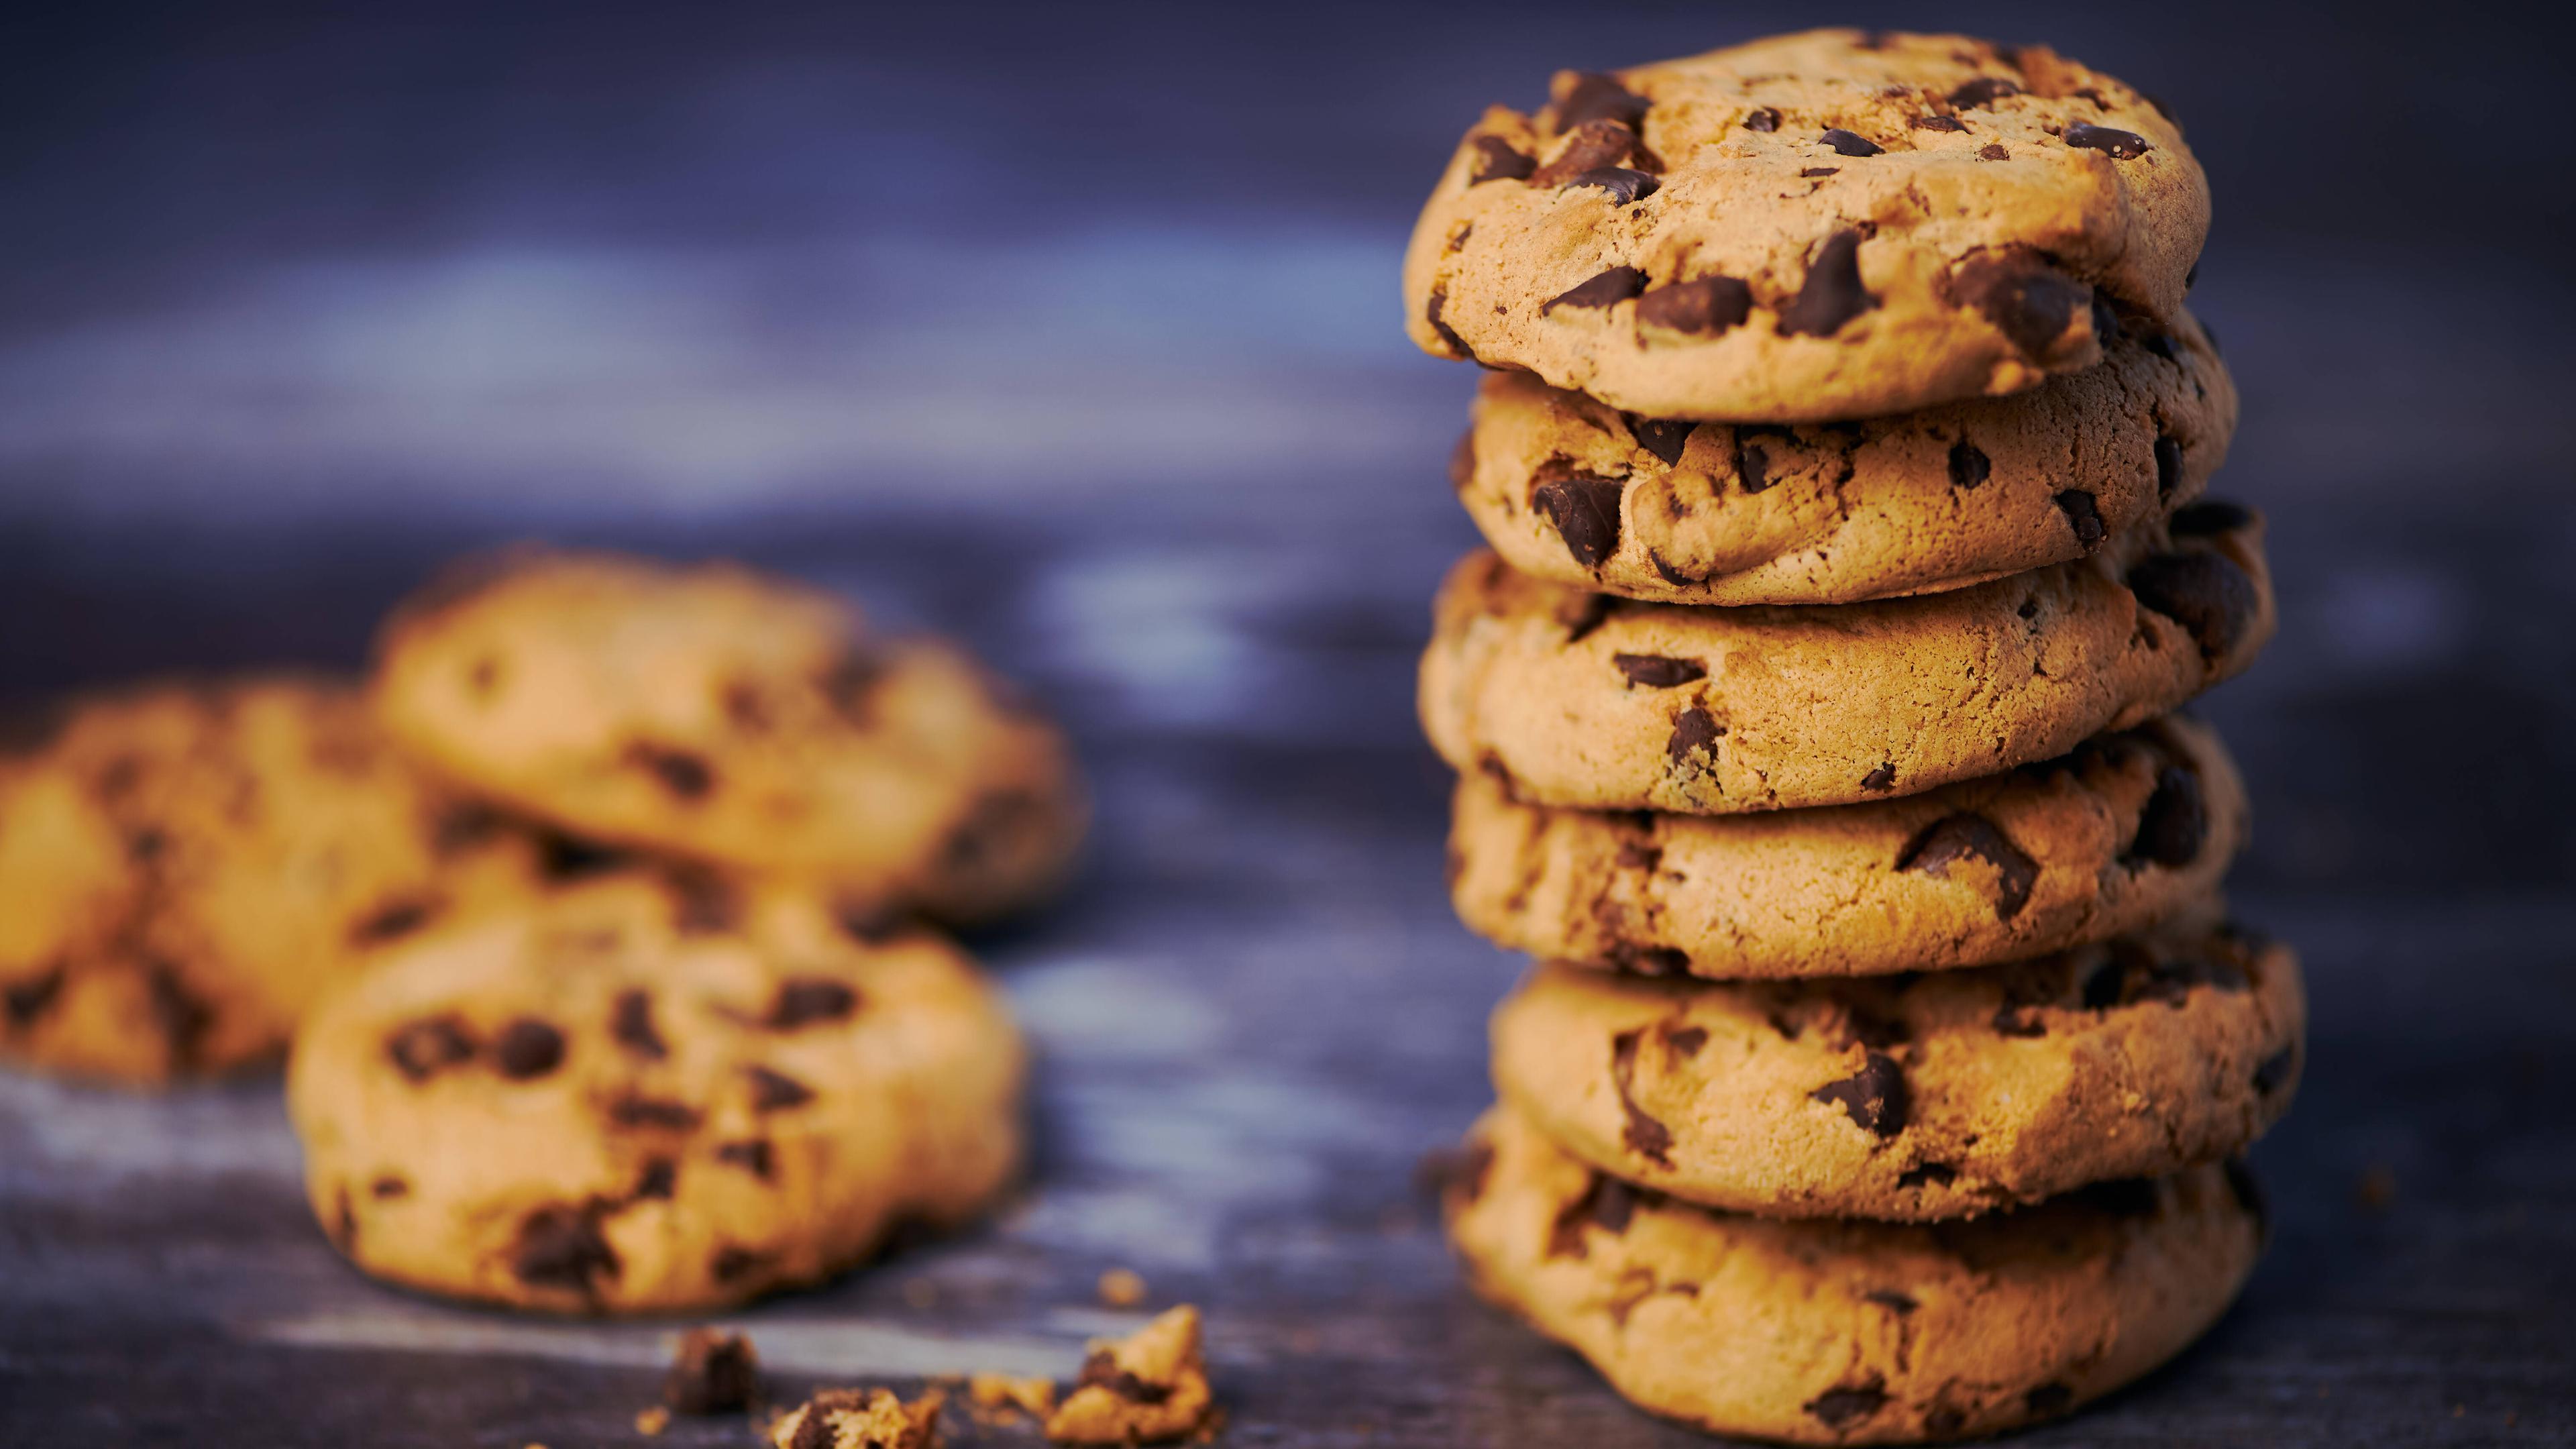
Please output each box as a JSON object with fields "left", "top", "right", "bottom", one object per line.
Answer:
{"left": 0, "top": 548, "right": 1085, "bottom": 1316}
{"left": 1405, "top": 30, "right": 2301, "bottom": 1442}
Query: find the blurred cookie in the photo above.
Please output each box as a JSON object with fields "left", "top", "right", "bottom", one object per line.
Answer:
{"left": 1488, "top": 920, "right": 2301, "bottom": 1220}
{"left": 1450, "top": 714, "right": 2245, "bottom": 979}
{"left": 1405, "top": 29, "right": 2207, "bottom": 421}
{"left": 1453, "top": 313, "right": 2231, "bottom": 606}
{"left": 1442, "top": 1106, "right": 2263, "bottom": 1444}
{"left": 0, "top": 677, "right": 492, "bottom": 1086}
{"left": 1420, "top": 502, "right": 2271, "bottom": 815}
{"left": 371, "top": 548, "right": 1084, "bottom": 924}
{"left": 286, "top": 870, "right": 1025, "bottom": 1313}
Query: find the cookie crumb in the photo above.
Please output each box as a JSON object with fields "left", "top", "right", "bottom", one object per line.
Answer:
{"left": 970, "top": 1371, "right": 1057, "bottom": 1419}
{"left": 768, "top": 1387, "right": 941, "bottom": 1449}
{"left": 665, "top": 1328, "right": 759, "bottom": 1415}
{"left": 1097, "top": 1267, "right": 1148, "bottom": 1308}
{"left": 1044, "top": 1304, "right": 1216, "bottom": 1446}
{"left": 633, "top": 1406, "right": 670, "bottom": 1436}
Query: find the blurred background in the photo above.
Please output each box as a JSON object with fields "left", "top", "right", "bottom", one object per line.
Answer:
{"left": 5, "top": 1, "right": 2573, "bottom": 1444}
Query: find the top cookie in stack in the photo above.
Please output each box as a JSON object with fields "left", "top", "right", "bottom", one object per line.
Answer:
{"left": 1407, "top": 30, "right": 2297, "bottom": 1444}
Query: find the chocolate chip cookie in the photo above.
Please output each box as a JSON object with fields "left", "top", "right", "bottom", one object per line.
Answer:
{"left": 371, "top": 548, "right": 1085, "bottom": 925}
{"left": 1488, "top": 919, "right": 2300, "bottom": 1220}
{"left": 1451, "top": 714, "right": 2245, "bottom": 979}
{"left": 1453, "top": 311, "right": 2231, "bottom": 605}
{"left": 1405, "top": 29, "right": 2207, "bottom": 421}
{"left": 1443, "top": 1106, "right": 2264, "bottom": 1444}
{"left": 286, "top": 869, "right": 1025, "bottom": 1313}
{"left": 0, "top": 677, "right": 494, "bottom": 1087}
{"left": 1421, "top": 501, "right": 2271, "bottom": 815}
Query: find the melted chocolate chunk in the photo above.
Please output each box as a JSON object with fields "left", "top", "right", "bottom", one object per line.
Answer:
{"left": 350, "top": 898, "right": 436, "bottom": 947}
{"left": 1665, "top": 707, "right": 1725, "bottom": 767}
{"left": 634, "top": 1158, "right": 677, "bottom": 1200}
{"left": 1607, "top": 942, "right": 1692, "bottom": 976}
{"left": 1819, "top": 127, "right": 1884, "bottom": 156}
{"left": 535, "top": 831, "right": 627, "bottom": 881}
{"left": 1610, "top": 1030, "right": 1674, "bottom": 1166}
{"left": 2168, "top": 499, "right": 2254, "bottom": 537}
{"left": 1625, "top": 415, "right": 1696, "bottom": 466}
{"left": 668, "top": 871, "right": 738, "bottom": 934}
{"left": 2253, "top": 1045, "right": 2297, "bottom": 1094}
{"left": 627, "top": 743, "right": 714, "bottom": 800}
{"left": 1734, "top": 435, "right": 1773, "bottom": 494}
{"left": 1634, "top": 276, "right": 1752, "bottom": 337}
{"left": 1799, "top": 166, "right": 1839, "bottom": 178}
{"left": 370, "top": 1175, "right": 410, "bottom": 1199}
{"left": 1743, "top": 106, "right": 1780, "bottom": 132}
{"left": 1860, "top": 763, "right": 1897, "bottom": 792}
{"left": 1915, "top": 115, "right": 1967, "bottom": 131}
{"left": 2065, "top": 122, "right": 2153, "bottom": 158}
{"left": 1896, "top": 814, "right": 2039, "bottom": 920}
{"left": 1805, "top": 1381, "right": 1890, "bottom": 1429}
{"left": 2129, "top": 552, "right": 2259, "bottom": 659}
{"left": 1947, "top": 439, "right": 1991, "bottom": 490}
{"left": 2126, "top": 764, "right": 2208, "bottom": 867}
{"left": 1540, "top": 266, "right": 1648, "bottom": 315}
{"left": 747, "top": 1065, "right": 816, "bottom": 1112}
{"left": 767, "top": 978, "right": 861, "bottom": 1029}
{"left": 1949, "top": 251, "right": 2090, "bottom": 363}
{"left": 1554, "top": 72, "right": 1648, "bottom": 130}
{"left": 511, "top": 1204, "right": 619, "bottom": 1293}
{"left": 1562, "top": 594, "right": 1619, "bottom": 645}
{"left": 1529, "top": 120, "right": 1639, "bottom": 186}
{"left": 1467, "top": 134, "right": 1534, "bottom": 184}
{"left": 1776, "top": 230, "right": 1877, "bottom": 337}
{"left": 1864, "top": 1289, "right": 1918, "bottom": 1314}
{"left": 1077, "top": 1349, "right": 1174, "bottom": 1405}
{"left": 610, "top": 989, "right": 667, "bottom": 1059}
{"left": 1424, "top": 286, "right": 1474, "bottom": 359}
{"left": 1810, "top": 1052, "right": 1909, "bottom": 1136}
{"left": 1662, "top": 1024, "right": 1709, "bottom": 1057}
{"left": 2055, "top": 489, "right": 2107, "bottom": 548}
{"left": 146, "top": 965, "right": 214, "bottom": 1070}
{"left": 835, "top": 900, "right": 906, "bottom": 943}
{"left": 1531, "top": 468, "right": 1625, "bottom": 569}
{"left": 386, "top": 1015, "right": 476, "bottom": 1082}
{"left": 716, "top": 1139, "right": 775, "bottom": 1179}
{"left": 664, "top": 1328, "right": 759, "bottom": 1415}
{"left": 493, "top": 1018, "right": 565, "bottom": 1081}
{"left": 608, "top": 1096, "right": 701, "bottom": 1130}
{"left": 1564, "top": 166, "right": 1658, "bottom": 203}
{"left": 1613, "top": 654, "right": 1707, "bottom": 689}
{"left": 3, "top": 967, "right": 65, "bottom": 1028}
{"left": 1978, "top": 142, "right": 2010, "bottom": 160}
{"left": 2154, "top": 434, "right": 2185, "bottom": 498}
{"left": 1950, "top": 76, "right": 2022, "bottom": 108}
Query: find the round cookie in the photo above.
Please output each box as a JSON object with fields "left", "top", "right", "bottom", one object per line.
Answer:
{"left": 286, "top": 869, "right": 1025, "bottom": 1313}
{"left": 371, "top": 548, "right": 1085, "bottom": 925}
{"left": 0, "top": 677, "right": 491, "bottom": 1087}
{"left": 1420, "top": 500, "right": 2271, "bottom": 815}
{"left": 1404, "top": 30, "right": 2208, "bottom": 422}
{"left": 1443, "top": 1106, "right": 2265, "bottom": 1444}
{"left": 1488, "top": 920, "right": 2301, "bottom": 1221}
{"left": 1453, "top": 311, "right": 2233, "bottom": 606}
{"left": 1451, "top": 714, "right": 2246, "bottom": 979}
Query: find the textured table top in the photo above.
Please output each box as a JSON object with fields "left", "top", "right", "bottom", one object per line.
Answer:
{"left": 5, "top": 1, "right": 2575, "bottom": 1444}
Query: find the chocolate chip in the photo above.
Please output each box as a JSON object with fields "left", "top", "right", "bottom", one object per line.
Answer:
{"left": 635, "top": 1159, "right": 677, "bottom": 1199}
{"left": 627, "top": 743, "right": 714, "bottom": 800}
{"left": 1648, "top": 552, "right": 1695, "bottom": 587}
{"left": 2153, "top": 434, "right": 2185, "bottom": 498}
{"left": 1949, "top": 250, "right": 2091, "bottom": 364}
{"left": 1634, "top": 275, "right": 1752, "bottom": 337}
{"left": 1564, "top": 166, "right": 1658, "bottom": 203}
{"left": 370, "top": 1175, "right": 409, "bottom": 1199}
{"left": 1078, "top": 1350, "right": 1175, "bottom": 1405}
{"left": 2026, "top": 1383, "right": 2074, "bottom": 1415}
{"left": 668, "top": 871, "right": 738, "bottom": 934}
{"left": 2077, "top": 1177, "right": 2161, "bottom": 1217}
{"left": 494, "top": 1018, "right": 565, "bottom": 1080}
{"left": 665, "top": 1328, "right": 760, "bottom": 1415}
{"left": 1776, "top": 230, "right": 1876, "bottom": 337}
{"left": 2127, "top": 764, "right": 2208, "bottom": 867}
{"left": 2065, "top": 122, "right": 2153, "bottom": 159}
{"left": 1448, "top": 429, "right": 1477, "bottom": 491}
{"left": 836, "top": 900, "right": 906, "bottom": 943}
{"left": 1991, "top": 1003, "right": 2049, "bottom": 1038}
{"left": 1562, "top": 594, "right": 1619, "bottom": 645}
{"left": 1805, "top": 1381, "right": 1890, "bottom": 1429}
{"left": 1897, "top": 814, "right": 2039, "bottom": 920}
{"left": 1735, "top": 436, "right": 1773, "bottom": 494}
{"left": 767, "top": 978, "right": 860, "bottom": 1029}
{"left": 1947, "top": 439, "right": 1991, "bottom": 490}
{"left": 747, "top": 1065, "right": 815, "bottom": 1112}
{"left": 1799, "top": 166, "right": 1839, "bottom": 178}
{"left": 1610, "top": 1030, "right": 1674, "bottom": 1166}
{"left": 2253, "top": 1045, "right": 2297, "bottom": 1094}
{"left": 3, "top": 967, "right": 65, "bottom": 1028}
{"left": 1665, "top": 706, "right": 1725, "bottom": 767}
{"left": 146, "top": 965, "right": 213, "bottom": 1070}
{"left": 1663, "top": 1024, "right": 1709, "bottom": 1057}
{"left": 1531, "top": 468, "right": 1625, "bottom": 569}
{"left": 1860, "top": 763, "right": 1897, "bottom": 792}
{"left": 1950, "top": 76, "right": 2022, "bottom": 108}
{"left": 716, "top": 1139, "right": 775, "bottom": 1179}
{"left": 1819, "top": 128, "right": 1883, "bottom": 156}
{"left": 1978, "top": 142, "right": 2010, "bottom": 160}
{"left": 711, "top": 1246, "right": 771, "bottom": 1283}
{"left": 1613, "top": 654, "right": 1707, "bottom": 689}
{"left": 2169, "top": 499, "right": 2253, "bottom": 537}
{"left": 535, "top": 831, "right": 627, "bottom": 881}
{"left": 386, "top": 1015, "right": 476, "bottom": 1082}
{"left": 1554, "top": 72, "right": 1648, "bottom": 130}
{"left": 1898, "top": 1162, "right": 1957, "bottom": 1188}
{"left": 2129, "top": 551, "right": 2259, "bottom": 659}
{"left": 1625, "top": 415, "right": 1695, "bottom": 466}
{"left": 1811, "top": 1053, "right": 1909, "bottom": 1136}
{"left": 1529, "top": 119, "right": 1639, "bottom": 186}
{"left": 1864, "top": 1289, "right": 1918, "bottom": 1314}
{"left": 1915, "top": 115, "right": 1967, "bottom": 131}
{"left": 610, "top": 989, "right": 667, "bottom": 1059}
{"left": 1540, "top": 266, "right": 1648, "bottom": 315}
{"left": 819, "top": 650, "right": 890, "bottom": 723}
{"left": 1467, "top": 134, "right": 1534, "bottom": 184}
{"left": 1425, "top": 286, "right": 1474, "bottom": 359}
{"left": 511, "top": 1204, "right": 619, "bottom": 1292}
{"left": 125, "top": 826, "right": 166, "bottom": 864}
{"left": 349, "top": 898, "right": 436, "bottom": 947}
{"left": 608, "top": 1096, "right": 700, "bottom": 1130}
{"left": 2055, "top": 490, "right": 2107, "bottom": 549}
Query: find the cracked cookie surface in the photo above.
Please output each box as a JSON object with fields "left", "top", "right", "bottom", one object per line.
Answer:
{"left": 1454, "top": 311, "right": 2231, "bottom": 605}
{"left": 1443, "top": 1106, "right": 2263, "bottom": 1444}
{"left": 372, "top": 548, "right": 1085, "bottom": 926}
{"left": 286, "top": 869, "right": 1024, "bottom": 1313}
{"left": 0, "top": 677, "right": 493, "bottom": 1086}
{"left": 1404, "top": 28, "right": 2208, "bottom": 421}
{"left": 1420, "top": 501, "right": 2271, "bottom": 815}
{"left": 1451, "top": 714, "right": 2245, "bottom": 979}
{"left": 1488, "top": 920, "right": 2301, "bottom": 1220}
